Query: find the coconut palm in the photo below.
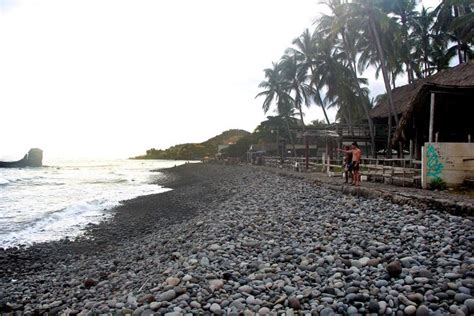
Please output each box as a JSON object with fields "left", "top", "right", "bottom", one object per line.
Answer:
{"left": 290, "top": 29, "right": 331, "bottom": 125}
{"left": 433, "top": 0, "right": 474, "bottom": 64}
{"left": 411, "top": 6, "right": 437, "bottom": 77}
{"left": 341, "top": 0, "right": 401, "bottom": 156}
{"left": 255, "top": 63, "right": 297, "bottom": 155}
{"left": 278, "top": 52, "right": 314, "bottom": 132}
{"left": 381, "top": 0, "right": 419, "bottom": 84}
{"left": 317, "top": 0, "right": 376, "bottom": 155}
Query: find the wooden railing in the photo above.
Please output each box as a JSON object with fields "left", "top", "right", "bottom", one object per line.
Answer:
{"left": 262, "top": 156, "right": 422, "bottom": 187}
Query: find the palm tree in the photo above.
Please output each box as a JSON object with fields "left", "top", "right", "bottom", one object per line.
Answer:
{"left": 343, "top": 0, "right": 400, "bottom": 156}
{"left": 411, "top": 6, "right": 437, "bottom": 77}
{"left": 381, "top": 0, "right": 419, "bottom": 85}
{"left": 317, "top": 0, "right": 376, "bottom": 155}
{"left": 433, "top": 0, "right": 473, "bottom": 64}
{"left": 290, "top": 29, "right": 331, "bottom": 125}
{"left": 255, "top": 63, "right": 297, "bottom": 156}
{"left": 278, "top": 52, "right": 314, "bottom": 132}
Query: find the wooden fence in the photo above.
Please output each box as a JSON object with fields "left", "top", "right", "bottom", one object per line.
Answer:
{"left": 263, "top": 156, "right": 422, "bottom": 187}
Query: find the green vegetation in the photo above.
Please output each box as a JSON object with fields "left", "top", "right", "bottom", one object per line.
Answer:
{"left": 256, "top": 0, "right": 473, "bottom": 157}
{"left": 429, "top": 177, "right": 448, "bottom": 191}
{"left": 222, "top": 117, "right": 326, "bottom": 159}
{"left": 133, "top": 129, "right": 250, "bottom": 160}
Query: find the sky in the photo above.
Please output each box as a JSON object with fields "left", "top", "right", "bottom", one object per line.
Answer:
{"left": 0, "top": 0, "right": 440, "bottom": 160}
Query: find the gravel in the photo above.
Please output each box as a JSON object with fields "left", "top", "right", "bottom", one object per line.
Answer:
{"left": 0, "top": 163, "right": 472, "bottom": 315}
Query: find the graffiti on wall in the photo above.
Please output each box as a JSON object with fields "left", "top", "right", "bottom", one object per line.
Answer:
{"left": 426, "top": 143, "right": 444, "bottom": 178}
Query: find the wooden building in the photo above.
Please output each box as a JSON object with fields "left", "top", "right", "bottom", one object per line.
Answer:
{"left": 370, "top": 61, "right": 474, "bottom": 159}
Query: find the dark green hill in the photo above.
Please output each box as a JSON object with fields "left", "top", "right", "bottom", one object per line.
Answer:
{"left": 132, "top": 129, "right": 250, "bottom": 160}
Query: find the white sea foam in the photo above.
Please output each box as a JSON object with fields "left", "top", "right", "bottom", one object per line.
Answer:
{"left": 0, "top": 159, "right": 189, "bottom": 248}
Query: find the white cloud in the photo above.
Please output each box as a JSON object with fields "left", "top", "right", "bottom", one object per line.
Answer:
{"left": 0, "top": 0, "right": 440, "bottom": 160}
{"left": 1, "top": 0, "right": 328, "bottom": 160}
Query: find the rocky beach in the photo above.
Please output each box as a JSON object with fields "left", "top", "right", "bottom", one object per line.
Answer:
{"left": 1, "top": 163, "right": 473, "bottom": 315}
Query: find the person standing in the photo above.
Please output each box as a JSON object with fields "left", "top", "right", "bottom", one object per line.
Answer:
{"left": 351, "top": 142, "right": 362, "bottom": 186}
{"left": 343, "top": 145, "right": 353, "bottom": 184}
{"left": 338, "top": 142, "right": 362, "bottom": 186}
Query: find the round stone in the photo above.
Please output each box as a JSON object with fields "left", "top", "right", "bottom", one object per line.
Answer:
{"left": 404, "top": 305, "right": 417, "bottom": 315}
{"left": 210, "top": 303, "right": 222, "bottom": 314}
{"left": 416, "top": 305, "right": 430, "bottom": 316}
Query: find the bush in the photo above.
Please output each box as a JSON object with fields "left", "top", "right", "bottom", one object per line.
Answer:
{"left": 429, "top": 177, "right": 447, "bottom": 190}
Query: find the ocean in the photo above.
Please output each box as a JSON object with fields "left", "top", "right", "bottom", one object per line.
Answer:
{"left": 0, "top": 158, "right": 190, "bottom": 248}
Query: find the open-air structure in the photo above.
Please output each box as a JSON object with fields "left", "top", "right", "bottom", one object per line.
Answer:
{"left": 370, "top": 61, "right": 474, "bottom": 160}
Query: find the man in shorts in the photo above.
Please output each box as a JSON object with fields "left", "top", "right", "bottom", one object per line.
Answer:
{"left": 343, "top": 145, "right": 353, "bottom": 184}
{"left": 338, "top": 142, "right": 362, "bottom": 186}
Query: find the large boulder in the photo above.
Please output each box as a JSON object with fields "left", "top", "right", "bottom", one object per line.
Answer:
{"left": 0, "top": 148, "right": 43, "bottom": 168}
{"left": 27, "top": 148, "right": 43, "bottom": 167}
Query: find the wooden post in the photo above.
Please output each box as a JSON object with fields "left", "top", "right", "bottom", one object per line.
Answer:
{"left": 305, "top": 133, "right": 309, "bottom": 171}
{"left": 409, "top": 139, "right": 413, "bottom": 161}
{"left": 327, "top": 153, "right": 331, "bottom": 175}
{"left": 468, "top": 134, "right": 471, "bottom": 143}
{"left": 325, "top": 142, "right": 329, "bottom": 174}
{"left": 435, "top": 132, "right": 439, "bottom": 143}
{"left": 429, "top": 92, "right": 435, "bottom": 143}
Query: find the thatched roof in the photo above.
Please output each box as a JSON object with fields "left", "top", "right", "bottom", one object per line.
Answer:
{"left": 370, "top": 61, "right": 474, "bottom": 119}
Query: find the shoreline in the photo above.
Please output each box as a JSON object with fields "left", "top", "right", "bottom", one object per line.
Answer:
{"left": 1, "top": 163, "right": 473, "bottom": 315}
{"left": 0, "top": 163, "right": 216, "bottom": 275}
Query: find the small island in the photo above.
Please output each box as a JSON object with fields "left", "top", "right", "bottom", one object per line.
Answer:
{"left": 132, "top": 129, "right": 249, "bottom": 161}
{"left": 0, "top": 148, "right": 43, "bottom": 168}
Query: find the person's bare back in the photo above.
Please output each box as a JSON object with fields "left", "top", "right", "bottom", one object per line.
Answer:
{"left": 352, "top": 147, "right": 361, "bottom": 163}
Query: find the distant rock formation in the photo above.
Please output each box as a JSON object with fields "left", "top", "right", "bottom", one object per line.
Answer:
{"left": 0, "top": 148, "right": 43, "bottom": 168}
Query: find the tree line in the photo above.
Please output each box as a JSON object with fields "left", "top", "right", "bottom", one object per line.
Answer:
{"left": 256, "top": 0, "right": 473, "bottom": 157}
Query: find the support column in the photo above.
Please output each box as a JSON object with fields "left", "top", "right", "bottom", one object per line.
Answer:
{"left": 305, "top": 133, "right": 309, "bottom": 171}
{"left": 429, "top": 92, "right": 435, "bottom": 143}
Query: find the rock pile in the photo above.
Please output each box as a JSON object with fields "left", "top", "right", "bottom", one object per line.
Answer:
{"left": 0, "top": 164, "right": 472, "bottom": 315}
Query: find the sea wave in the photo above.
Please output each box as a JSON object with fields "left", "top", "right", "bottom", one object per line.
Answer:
{"left": 0, "top": 158, "right": 185, "bottom": 248}
{"left": 0, "top": 198, "right": 118, "bottom": 248}
{"left": 0, "top": 186, "right": 171, "bottom": 248}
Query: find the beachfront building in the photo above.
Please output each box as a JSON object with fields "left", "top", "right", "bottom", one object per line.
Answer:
{"left": 370, "top": 60, "right": 474, "bottom": 160}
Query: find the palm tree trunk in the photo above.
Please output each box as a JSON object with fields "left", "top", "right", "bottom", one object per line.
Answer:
{"left": 340, "top": 109, "right": 350, "bottom": 128}
{"left": 369, "top": 15, "right": 399, "bottom": 127}
{"left": 346, "top": 105, "right": 354, "bottom": 136}
{"left": 284, "top": 117, "right": 297, "bottom": 158}
{"left": 309, "top": 67, "right": 331, "bottom": 125}
{"left": 368, "top": 13, "right": 398, "bottom": 157}
{"left": 453, "top": 5, "right": 464, "bottom": 64}
{"left": 401, "top": 12, "right": 415, "bottom": 85}
{"left": 341, "top": 32, "right": 376, "bottom": 156}
{"left": 318, "top": 98, "right": 331, "bottom": 126}
{"left": 296, "top": 101, "right": 309, "bottom": 169}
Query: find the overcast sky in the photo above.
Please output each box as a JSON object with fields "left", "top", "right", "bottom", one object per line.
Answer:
{"left": 0, "top": 0, "right": 440, "bottom": 160}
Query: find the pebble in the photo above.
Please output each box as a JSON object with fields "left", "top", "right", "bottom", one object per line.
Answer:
{"left": 320, "top": 307, "right": 334, "bottom": 316}
{"left": 416, "top": 305, "right": 430, "bottom": 316}
{"left": 465, "top": 298, "right": 474, "bottom": 314}
{"left": 347, "top": 306, "right": 358, "bottom": 314}
{"left": 166, "top": 277, "right": 181, "bottom": 286}
{"left": 455, "top": 293, "right": 471, "bottom": 304}
{"left": 1, "top": 164, "right": 471, "bottom": 316}
{"left": 210, "top": 303, "right": 221, "bottom": 314}
{"left": 149, "top": 302, "right": 160, "bottom": 311}
{"left": 200, "top": 257, "right": 210, "bottom": 266}
{"left": 159, "top": 290, "right": 176, "bottom": 302}
{"left": 209, "top": 279, "right": 224, "bottom": 291}
{"left": 288, "top": 296, "right": 301, "bottom": 309}
{"left": 405, "top": 305, "right": 417, "bottom": 314}
{"left": 386, "top": 261, "right": 402, "bottom": 278}
{"left": 238, "top": 285, "right": 253, "bottom": 293}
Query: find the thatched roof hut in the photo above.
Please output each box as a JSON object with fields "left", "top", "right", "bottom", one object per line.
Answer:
{"left": 370, "top": 61, "right": 474, "bottom": 158}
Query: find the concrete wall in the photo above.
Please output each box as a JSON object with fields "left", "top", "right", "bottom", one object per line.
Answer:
{"left": 422, "top": 142, "right": 474, "bottom": 188}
